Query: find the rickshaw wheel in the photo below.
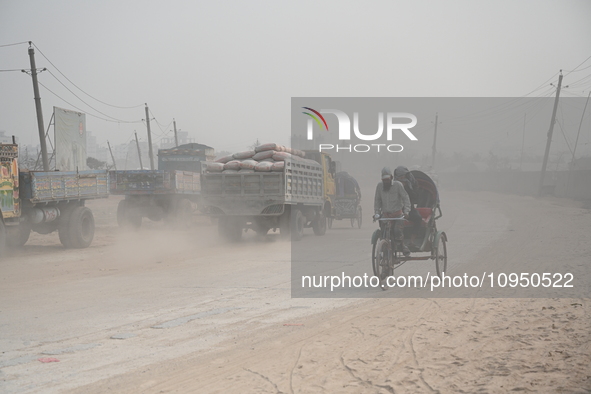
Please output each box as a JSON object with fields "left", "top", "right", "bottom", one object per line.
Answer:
{"left": 357, "top": 206, "right": 362, "bottom": 229}
{"left": 435, "top": 232, "right": 448, "bottom": 278}
{"left": 374, "top": 239, "right": 391, "bottom": 280}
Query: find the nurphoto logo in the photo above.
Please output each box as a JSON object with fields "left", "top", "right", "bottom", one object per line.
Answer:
{"left": 302, "top": 107, "right": 418, "bottom": 153}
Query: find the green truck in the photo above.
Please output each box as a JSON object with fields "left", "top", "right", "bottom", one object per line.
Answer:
{"left": 0, "top": 142, "right": 109, "bottom": 253}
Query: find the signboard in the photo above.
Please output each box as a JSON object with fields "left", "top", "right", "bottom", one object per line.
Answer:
{"left": 54, "top": 107, "right": 87, "bottom": 171}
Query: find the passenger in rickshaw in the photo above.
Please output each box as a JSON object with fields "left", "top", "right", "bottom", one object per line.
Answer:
{"left": 395, "top": 166, "right": 423, "bottom": 249}
{"left": 374, "top": 167, "right": 411, "bottom": 256}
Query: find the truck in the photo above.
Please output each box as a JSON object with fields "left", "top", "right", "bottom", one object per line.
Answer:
{"left": 200, "top": 151, "right": 337, "bottom": 241}
{"left": 110, "top": 143, "right": 213, "bottom": 229}
{"left": 0, "top": 142, "right": 109, "bottom": 253}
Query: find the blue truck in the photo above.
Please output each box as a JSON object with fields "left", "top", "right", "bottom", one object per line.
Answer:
{"left": 109, "top": 143, "right": 213, "bottom": 229}
{"left": 0, "top": 142, "right": 109, "bottom": 253}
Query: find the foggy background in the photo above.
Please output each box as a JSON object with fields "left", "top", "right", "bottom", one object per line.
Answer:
{"left": 1, "top": 0, "right": 590, "bottom": 166}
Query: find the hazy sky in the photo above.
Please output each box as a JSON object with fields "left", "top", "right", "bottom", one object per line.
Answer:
{"left": 1, "top": 0, "right": 590, "bottom": 154}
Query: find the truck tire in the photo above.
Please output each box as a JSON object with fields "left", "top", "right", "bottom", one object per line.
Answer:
{"left": 58, "top": 206, "right": 74, "bottom": 248}
{"left": 117, "top": 200, "right": 142, "bottom": 230}
{"left": 64, "top": 206, "right": 95, "bottom": 249}
{"left": 291, "top": 209, "right": 304, "bottom": 241}
{"left": 312, "top": 210, "right": 327, "bottom": 236}
{"left": 7, "top": 223, "right": 31, "bottom": 248}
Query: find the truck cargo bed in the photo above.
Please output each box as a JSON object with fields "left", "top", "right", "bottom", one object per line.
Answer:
{"left": 109, "top": 170, "right": 201, "bottom": 195}
{"left": 202, "top": 160, "right": 324, "bottom": 216}
{"left": 20, "top": 170, "right": 109, "bottom": 203}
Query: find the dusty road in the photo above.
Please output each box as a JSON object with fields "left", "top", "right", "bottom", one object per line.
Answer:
{"left": 0, "top": 191, "right": 590, "bottom": 393}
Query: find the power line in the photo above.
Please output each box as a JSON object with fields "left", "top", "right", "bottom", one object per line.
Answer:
{"left": 45, "top": 69, "right": 142, "bottom": 123}
{"left": 31, "top": 42, "right": 144, "bottom": 109}
{"left": 0, "top": 41, "right": 28, "bottom": 48}
{"left": 36, "top": 79, "right": 143, "bottom": 124}
{"left": 564, "top": 54, "right": 591, "bottom": 77}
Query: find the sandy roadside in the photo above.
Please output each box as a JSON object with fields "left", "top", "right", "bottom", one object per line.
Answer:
{"left": 67, "top": 192, "right": 591, "bottom": 394}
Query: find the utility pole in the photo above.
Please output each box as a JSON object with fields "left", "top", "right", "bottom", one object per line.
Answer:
{"left": 431, "top": 113, "right": 439, "bottom": 170}
{"left": 570, "top": 91, "right": 591, "bottom": 167}
{"left": 520, "top": 113, "right": 526, "bottom": 170}
{"left": 107, "top": 140, "right": 117, "bottom": 171}
{"left": 538, "top": 72, "right": 563, "bottom": 196}
{"left": 173, "top": 119, "right": 179, "bottom": 147}
{"left": 134, "top": 132, "right": 143, "bottom": 169}
{"left": 144, "top": 104, "right": 154, "bottom": 170}
{"left": 28, "top": 42, "right": 49, "bottom": 171}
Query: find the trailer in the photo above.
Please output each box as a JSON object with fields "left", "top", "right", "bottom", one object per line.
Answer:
{"left": 201, "top": 151, "right": 336, "bottom": 241}
{"left": 110, "top": 143, "right": 211, "bottom": 229}
{"left": 110, "top": 169, "right": 200, "bottom": 229}
{"left": 0, "top": 143, "right": 109, "bottom": 253}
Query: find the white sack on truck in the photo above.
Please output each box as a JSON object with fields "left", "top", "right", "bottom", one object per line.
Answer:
{"left": 205, "top": 162, "right": 224, "bottom": 172}
{"left": 233, "top": 150, "right": 256, "bottom": 160}
{"left": 255, "top": 143, "right": 284, "bottom": 153}
{"left": 239, "top": 169, "right": 255, "bottom": 173}
{"left": 224, "top": 160, "right": 242, "bottom": 170}
{"left": 222, "top": 169, "right": 239, "bottom": 174}
{"left": 271, "top": 161, "right": 285, "bottom": 172}
{"left": 240, "top": 159, "right": 257, "bottom": 170}
{"left": 215, "top": 155, "right": 234, "bottom": 163}
{"left": 254, "top": 161, "right": 273, "bottom": 172}
{"left": 252, "top": 150, "right": 276, "bottom": 161}
{"left": 272, "top": 152, "right": 293, "bottom": 161}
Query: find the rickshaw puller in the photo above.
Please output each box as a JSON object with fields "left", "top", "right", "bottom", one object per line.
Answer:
{"left": 374, "top": 167, "right": 411, "bottom": 256}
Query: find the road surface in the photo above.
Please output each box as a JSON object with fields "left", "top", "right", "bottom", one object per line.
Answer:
{"left": 0, "top": 191, "right": 589, "bottom": 393}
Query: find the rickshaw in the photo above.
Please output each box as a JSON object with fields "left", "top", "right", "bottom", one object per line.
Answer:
{"left": 371, "top": 170, "right": 447, "bottom": 285}
{"left": 328, "top": 171, "right": 362, "bottom": 229}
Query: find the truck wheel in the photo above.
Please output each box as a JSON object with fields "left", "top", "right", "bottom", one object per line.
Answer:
{"left": 312, "top": 211, "right": 327, "bottom": 236}
{"left": 291, "top": 209, "right": 304, "bottom": 241}
{"left": 117, "top": 200, "right": 142, "bottom": 229}
{"left": 7, "top": 223, "right": 31, "bottom": 248}
{"left": 58, "top": 207, "right": 74, "bottom": 248}
{"left": 65, "top": 206, "right": 95, "bottom": 249}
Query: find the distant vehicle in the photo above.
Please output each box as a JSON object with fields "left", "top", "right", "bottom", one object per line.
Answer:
{"left": 110, "top": 143, "right": 214, "bottom": 229}
{"left": 0, "top": 142, "right": 109, "bottom": 253}
{"left": 330, "top": 171, "right": 362, "bottom": 229}
{"left": 201, "top": 151, "right": 337, "bottom": 241}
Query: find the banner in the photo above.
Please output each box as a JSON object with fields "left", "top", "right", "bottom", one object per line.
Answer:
{"left": 54, "top": 107, "right": 87, "bottom": 171}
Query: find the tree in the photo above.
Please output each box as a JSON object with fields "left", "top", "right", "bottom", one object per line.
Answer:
{"left": 87, "top": 157, "right": 106, "bottom": 170}
{"left": 249, "top": 138, "right": 261, "bottom": 151}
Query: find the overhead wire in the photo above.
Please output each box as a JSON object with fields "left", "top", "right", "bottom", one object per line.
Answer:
{"left": 31, "top": 42, "right": 144, "bottom": 109}
{"left": 45, "top": 69, "right": 143, "bottom": 123}
{"left": 36, "top": 79, "right": 143, "bottom": 124}
{"left": 0, "top": 41, "right": 29, "bottom": 48}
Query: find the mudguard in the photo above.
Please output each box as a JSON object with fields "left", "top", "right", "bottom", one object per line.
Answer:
{"left": 433, "top": 230, "right": 447, "bottom": 250}
{"left": 371, "top": 228, "right": 381, "bottom": 245}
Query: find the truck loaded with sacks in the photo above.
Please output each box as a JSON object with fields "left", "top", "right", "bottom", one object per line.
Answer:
{"left": 201, "top": 143, "right": 336, "bottom": 241}
{"left": 0, "top": 142, "right": 109, "bottom": 254}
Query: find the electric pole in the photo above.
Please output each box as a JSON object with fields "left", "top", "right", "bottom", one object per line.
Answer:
{"left": 431, "top": 113, "right": 439, "bottom": 170}
{"left": 570, "top": 91, "right": 591, "bottom": 167}
{"left": 173, "top": 119, "right": 179, "bottom": 147}
{"left": 134, "top": 132, "right": 143, "bottom": 169}
{"left": 520, "top": 113, "right": 526, "bottom": 170}
{"left": 538, "top": 72, "right": 563, "bottom": 196}
{"left": 144, "top": 104, "right": 155, "bottom": 170}
{"left": 107, "top": 140, "right": 117, "bottom": 171}
{"left": 28, "top": 42, "right": 49, "bottom": 171}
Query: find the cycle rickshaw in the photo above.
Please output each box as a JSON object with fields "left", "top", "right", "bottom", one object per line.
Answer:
{"left": 328, "top": 171, "right": 362, "bottom": 229}
{"left": 371, "top": 170, "right": 447, "bottom": 285}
